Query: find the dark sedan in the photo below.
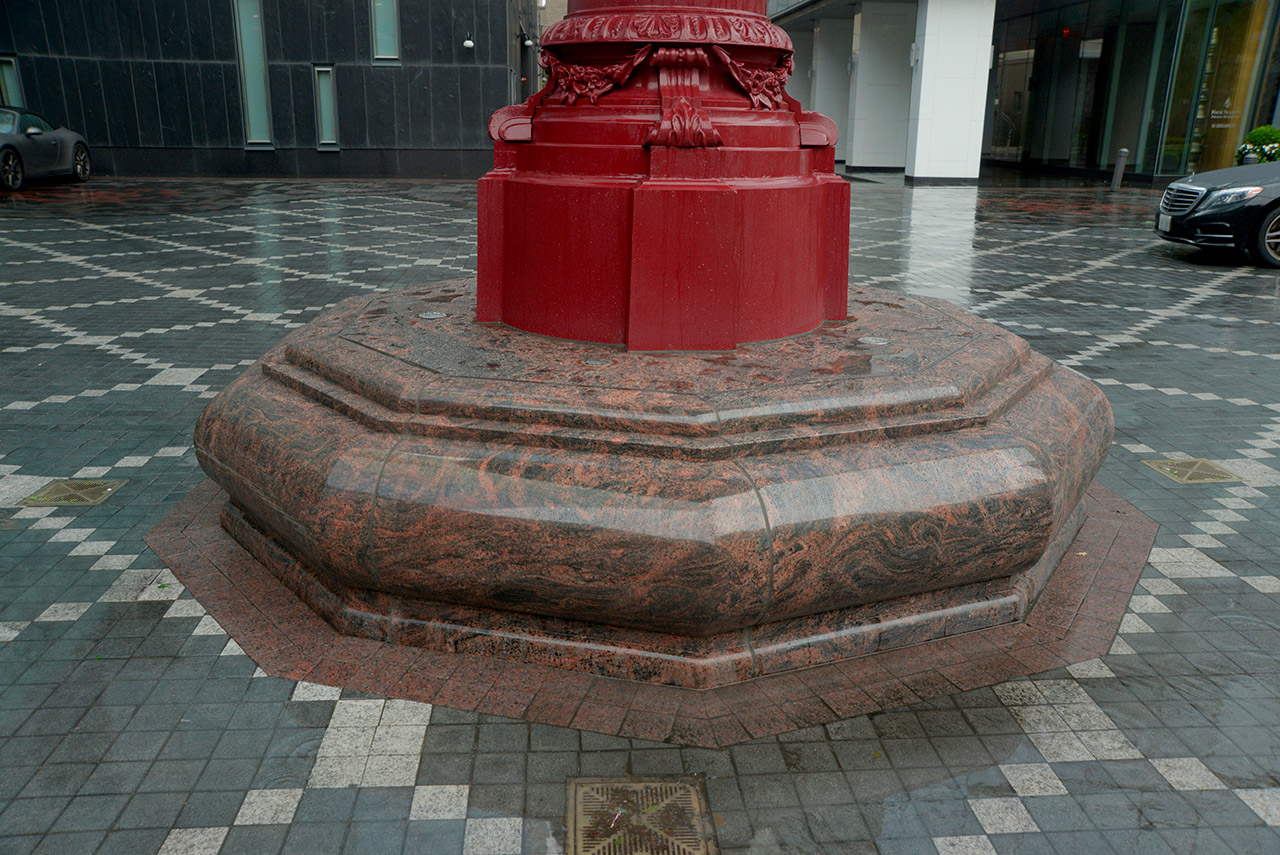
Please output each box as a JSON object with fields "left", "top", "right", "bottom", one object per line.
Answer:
{"left": 0, "top": 107, "right": 91, "bottom": 191}
{"left": 1155, "top": 161, "right": 1280, "bottom": 268}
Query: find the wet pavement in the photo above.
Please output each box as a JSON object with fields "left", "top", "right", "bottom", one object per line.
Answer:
{"left": 1, "top": 178, "right": 1279, "bottom": 854}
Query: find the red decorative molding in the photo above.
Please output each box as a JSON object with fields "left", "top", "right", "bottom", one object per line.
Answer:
{"left": 542, "top": 44, "right": 653, "bottom": 106}
{"left": 713, "top": 45, "right": 793, "bottom": 110}
{"left": 645, "top": 47, "right": 722, "bottom": 147}
{"left": 542, "top": 12, "right": 793, "bottom": 51}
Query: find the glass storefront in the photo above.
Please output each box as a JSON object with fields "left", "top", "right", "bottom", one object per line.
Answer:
{"left": 988, "top": 0, "right": 1279, "bottom": 175}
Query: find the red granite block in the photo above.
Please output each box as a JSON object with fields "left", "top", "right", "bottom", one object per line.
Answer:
{"left": 619, "top": 709, "right": 677, "bottom": 743}
{"left": 570, "top": 702, "right": 628, "bottom": 735}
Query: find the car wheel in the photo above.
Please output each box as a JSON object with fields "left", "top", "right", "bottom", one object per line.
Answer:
{"left": 1250, "top": 207, "right": 1280, "bottom": 268}
{"left": 0, "top": 149, "right": 22, "bottom": 191}
{"left": 72, "top": 143, "right": 91, "bottom": 182}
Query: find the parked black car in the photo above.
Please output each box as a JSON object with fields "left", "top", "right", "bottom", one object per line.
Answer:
{"left": 1154, "top": 161, "right": 1280, "bottom": 268}
{"left": 0, "top": 106, "right": 91, "bottom": 191}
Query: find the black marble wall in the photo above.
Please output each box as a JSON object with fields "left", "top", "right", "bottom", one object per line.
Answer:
{"left": 0, "top": 0, "right": 536, "bottom": 177}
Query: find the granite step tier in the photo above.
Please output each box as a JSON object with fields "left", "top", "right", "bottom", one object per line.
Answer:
{"left": 194, "top": 281, "right": 1113, "bottom": 688}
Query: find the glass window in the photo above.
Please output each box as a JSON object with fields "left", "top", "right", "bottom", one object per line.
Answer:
{"left": 315, "top": 67, "right": 338, "bottom": 148}
{"left": 0, "top": 58, "right": 22, "bottom": 108}
{"left": 0, "top": 111, "right": 15, "bottom": 134}
{"left": 371, "top": 0, "right": 399, "bottom": 60}
{"left": 20, "top": 112, "right": 53, "bottom": 132}
{"left": 234, "top": 0, "right": 272, "bottom": 145}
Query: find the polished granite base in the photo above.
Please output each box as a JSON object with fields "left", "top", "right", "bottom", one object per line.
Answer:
{"left": 193, "top": 280, "right": 1113, "bottom": 688}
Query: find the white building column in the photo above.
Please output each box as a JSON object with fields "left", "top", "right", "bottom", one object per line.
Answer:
{"left": 904, "top": 0, "right": 996, "bottom": 182}
{"left": 787, "top": 28, "right": 815, "bottom": 112}
{"left": 847, "top": 3, "right": 915, "bottom": 169}
{"left": 812, "top": 18, "right": 855, "bottom": 162}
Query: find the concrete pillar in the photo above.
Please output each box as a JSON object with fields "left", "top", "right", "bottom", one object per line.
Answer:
{"left": 905, "top": 0, "right": 996, "bottom": 182}
{"left": 848, "top": 2, "right": 915, "bottom": 169}
{"left": 812, "top": 18, "right": 855, "bottom": 162}
{"left": 788, "top": 27, "right": 815, "bottom": 112}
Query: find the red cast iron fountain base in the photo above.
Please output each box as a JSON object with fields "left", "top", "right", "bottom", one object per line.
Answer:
{"left": 193, "top": 279, "right": 1113, "bottom": 689}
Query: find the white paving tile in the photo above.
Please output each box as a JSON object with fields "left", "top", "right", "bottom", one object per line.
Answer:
{"left": 361, "top": 753, "right": 420, "bottom": 788}
{"left": 1119, "top": 614, "right": 1155, "bottom": 633}
{"left": 157, "top": 827, "right": 228, "bottom": 855}
{"left": 1151, "top": 757, "right": 1228, "bottom": 791}
{"left": 370, "top": 724, "right": 427, "bottom": 756}
{"left": 462, "top": 817, "right": 523, "bottom": 855}
{"left": 1127, "top": 595, "right": 1171, "bottom": 614}
{"left": 220, "top": 639, "right": 246, "bottom": 657}
{"left": 1235, "top": 789, "right": 1280, "bottom": 826}
{"left": 164, "top": 599, "right": 208, "bottom": 618}
{"left": 234, "top": 788, "right": 303, "bottom": 825}
{"left": 192, "top": 615, "right": 227, "bottom": 636}
{"left": 382, "top": 699, "right": 433, "bottom": 726}
{"left": 329, "top": 699, "right": 385, "bottom": 728}
{"left": 1243, "top": 576, "right": 1280, "bottom": 593}
{"left": 307, "top": 755, "right": 368, "bottom": 789}
{"left": 1009, "top": 706, "right": 1070, "bottom": 733}
{"left": 1078, "top": 729, "right": 1143, "bottom": 760}
{"left": 0, "top": 621, "right": 29, "bottom": 642}
{"left": 291, "top": 681, "right": 341, "bottom": 701}
{"left": 1066, "top": 659, "right": 1115, "bottom": 679}
{"left": 30, "top": 515, "right": 74, "bottom": 530}
{"left": 1109, "top": 637, "right": 1137, "bottom": 655}
{"left": 1000, "top": 764, "right": 1068, "bottom": 797}
{"left": 317, "top": 727, "right": 376, "bottom": 757}
{"left": 1138, "top": 579, "right": 1186, "bottom": 596}
{"left": 48, "top": 527, "right": 94, "bottom": 542}
{"left": 968, "top": 798, "right": 1039, "bottom": 834}
{"left": 35, "top": 602, "right": 92, "bottom": 622}
{"left": 69, "top": 539, "right": 115, "bottom": 556}
{"left": 411, "top": 784, "right": 470, "bottom": 820}
{"left": 1032, "top": 680, "right": 1092, "bottom": 704}
{"left": 933, "top": 837, "right": 999, "bottom": 855}
{"left": 90, "top": 554, "right": 139, "bottom": 571}
{"left": 992, "top": 682, "right": 1048, "bottom": 707}
{"left": 1027, "top": 731, "right": 1093, "bottom": 763}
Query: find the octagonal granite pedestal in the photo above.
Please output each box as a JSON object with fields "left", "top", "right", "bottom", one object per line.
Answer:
{"left": 193, "top": 280, "right": 1113, "bottom": 690}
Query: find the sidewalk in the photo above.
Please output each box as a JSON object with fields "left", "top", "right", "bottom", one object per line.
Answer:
{"left": 1, "top": 179, "right": 1278, "bottom": 855}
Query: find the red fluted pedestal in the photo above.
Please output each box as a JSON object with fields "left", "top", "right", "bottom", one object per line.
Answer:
{"left": 477, "top": 0, "right": 850, "bottom": 350}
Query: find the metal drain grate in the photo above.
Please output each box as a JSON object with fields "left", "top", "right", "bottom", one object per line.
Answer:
{"left": 1142, "top": 459, "right": 1242, "bottom": 485}
{"left": 19, "top": 479, "right": 129, "bottom": 507}
{"left": 567, "top": 776, "right": 719, "bottom": 855}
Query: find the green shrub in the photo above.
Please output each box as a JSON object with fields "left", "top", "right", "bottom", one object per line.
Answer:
{"left": 1244, "top": 125, "right": 1280, "bottom": 146}
{"left": 1236, "top": 126, "right": 1280, "bottom": 165}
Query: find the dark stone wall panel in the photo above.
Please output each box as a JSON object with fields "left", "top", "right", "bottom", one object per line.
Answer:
{"left": 56, "top": 58, "right": 85, "bottom": 134}
{"left": 84, "top": 0, "right": 124, "bottom": 61}
{"left": 131, "top": 61, "right": 162, "bottom": 145}
{"left": 393, "top": 66, "right": 410, "bottom": 148}
{"left": 0, "top": 2, "right": 14, "bottom": 55}
{"left": 366, "top": 66, "right": 396, "bottom": 148}
{"left": 291, "top": 65, "right": 316, "bottom": 150}
{"left": 278, "top": 0, "right": 313, "bottom": 63}
{"left": 431, "top": 65, "right": 460, "bottom": 149}
{"left": 31, "top": 56, "right": 67, "bottom": 123}
{"left": 401, "top": 0, "right": 430, "bottom": 62}
{"left": 156, "top": 61, "right": 193, "bottom": 147}
{"left": 335, "top": 64, "right": 366, "bottom": 148}
{"left": 156, "top": 0, "right": 192, "bottom": 60}
{"left": 209, "top": 0, "right": 237, "bottom": 62}
{"left": 99, "top": 60, "right": 140, "bottom": 147}
{"left": 38, "top": 0, "right": 65, "bottom": 55}
{"left": 137, "top": 0, "right": 163, "bottom": 58}
{"left": 325, "top": 0, "right": 358, "bottom": 64}
{"left": 74, "top": 60, "right": 110, "bottom": 147}
{"left": 458, "top": 65, "right": 486, "bottom": 150}
{"left": 187, "top": 0, "right": 214, "bottom": 62}
{"left": 57, "top": 0, "right": 90, "bottom": 58}
{"left": 187, "top": 64, "right": 208, "bottom": 148}
{"left": 407, "top": 65, "right": 431, "bottom": 148}
{"left": 268, "top": 63, "right": 295, "bottom": 148}
{"left": 200, "top": 64, "right": 232, "bottom": 149}
{"left": 10, "top": 0, "right": 50, "bottom": 54}
{"left": 430, "top": 2, "right": 455, "bottom": 66}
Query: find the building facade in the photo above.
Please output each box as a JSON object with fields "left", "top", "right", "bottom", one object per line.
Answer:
{"left": 0, "top": 0, "right": 540, "bottom": 178}
{"left": 772, "top": 0, "right": 1280, "bottom": 180}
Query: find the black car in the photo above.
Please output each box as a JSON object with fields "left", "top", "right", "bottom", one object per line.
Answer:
{"left": 0, "top": 106, "right": 91, "bottom": 191}
{"left": 1154, "top": 161, "right": 1280, "bottom": 268}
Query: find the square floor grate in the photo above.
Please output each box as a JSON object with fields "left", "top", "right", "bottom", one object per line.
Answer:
{"left": 566, "top": 776, "right": 719, "bottom": 855}
{"left": 1142, "top": 459, "right": 1241, "bottom": 485}
{"left": 19, "top": 479, "right": 129, "bottom": 507}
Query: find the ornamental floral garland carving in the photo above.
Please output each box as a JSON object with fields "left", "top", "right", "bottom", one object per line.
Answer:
{"left": 540, "top": 45, "right": 653, "bottom": 106}
{"left": 542, "top": 12, "right": 793, "bottom": 51}
{"left": 712, "top": 46, "right": 794, "bottom": 111}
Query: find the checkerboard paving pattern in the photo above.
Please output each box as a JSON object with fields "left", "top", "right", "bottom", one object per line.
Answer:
{"left": 2, "top": 179, "right": 1280, "bottom": 853}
